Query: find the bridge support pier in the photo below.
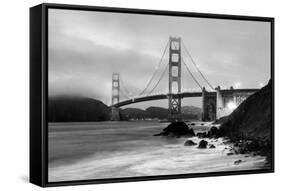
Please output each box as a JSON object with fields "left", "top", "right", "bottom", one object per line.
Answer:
{"left": 216, "top": 86, "right": 223, "bottom": 119}
{"left": 202, "top": 87, "right": 216, "bottom": 121}
{"left": 202, "top": 87, "right": 206, "bottom": 121}
{"left": 111, "top": 107, "right": 120, "bottom": 121}
{"left": 215, "top": 88, "right": 253, "bottom": 119}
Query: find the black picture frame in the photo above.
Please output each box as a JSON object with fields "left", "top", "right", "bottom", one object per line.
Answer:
{"left": 30, "top": 3, "right": 275, "bottom": 187}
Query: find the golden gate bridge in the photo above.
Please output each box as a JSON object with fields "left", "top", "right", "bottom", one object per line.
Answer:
{"left": 110, "top": 37, "right": 259, "bottom": 122}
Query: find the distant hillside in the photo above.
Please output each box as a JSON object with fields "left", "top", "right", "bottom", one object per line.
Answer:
{"left": 120, "top": 108, "right": 150, "bottom": 120}
{"left": 219, "top": 80, "right": 272, "bottom": 144}
{"left": 182, "top": 106, "right": 201, "bottom": 115}
{"left": 146, "top": 107, "right": 169, "bottom": 119}
{"left": 182, "top": 106, "right": 201, "bottom": 120}
{"left": 48, "top": 96, "right": 110, "bottom": 122}
{"left": 48, "top": 96, "right": 202, "bottom": 122}
{"left": 145, "top": 106, "right": 201, "bottom": 120}
{"left": 120, "top": 106, "right": 202, "bottom": 120}
{"left": 120, "top": 106, "right": 201, "bottom": 120}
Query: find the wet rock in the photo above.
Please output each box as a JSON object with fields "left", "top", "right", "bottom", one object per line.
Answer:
{"left": 184, "top": 140, "right": 197, "bottom": 146}
{"left": 198, "top": 140, "right": 208, "bottom": 149}
{"left": 196, "top": 132, "right": 208, "bottom": 138}
{"left": 154, "top": 122, "right": 195, "bottom": 137}
{"left": 231, "top": 139, "right": 263, "bottom": 155}
{"left": 234, "top": 159, "right": 242, "bottom": 165}
{"left": 208, "top": 126, "right": 220, "bottom": 138}
{"left": 154, "top": 133, "right": 161, "bottom": 136}
{"left": 209, "top": 144, "right": 216, "bottom": 149}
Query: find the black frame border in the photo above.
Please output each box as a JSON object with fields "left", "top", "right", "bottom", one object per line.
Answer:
{"left": 30, "top": 3, "right": 275, "bottom": 187}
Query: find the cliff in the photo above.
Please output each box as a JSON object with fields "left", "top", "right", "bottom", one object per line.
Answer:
{"left": 219, "top": 80, "right": 273, "bottom": 158}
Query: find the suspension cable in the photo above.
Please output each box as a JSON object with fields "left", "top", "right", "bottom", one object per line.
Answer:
{"left": 120, "top": 76, "right": 132, "bottom": 97}
{"left": 182, "top": 57, "right": 203, "bottom": 90}
{"left": 148, "top": 62, "right": 169, "bottom": 95}
{"left": 119, "top": 89, "right": 131, "bottom": 99}
{"left": 182, "top": 42, "right": 215, "bottom": 90}
{"left": 138, "top": 40, "right": 169, "bottom": 96}
{"left": 182, "top": 60, "right": 185, "bottom": 91}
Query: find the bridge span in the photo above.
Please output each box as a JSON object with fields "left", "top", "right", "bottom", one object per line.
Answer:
{"left": 112, "top": 92, "right": 202, "bottom": 108}
{"left": 110, "top": 36, "right": 260, "bottom": 121}
{"left": 111, "top": 88, "right": 259, "bottom": 121}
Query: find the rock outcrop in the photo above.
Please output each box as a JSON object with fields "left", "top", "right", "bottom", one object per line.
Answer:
{"left": 184, "top": 140, "right": 197, "bottom": 146}
{"left": 208, "top": 126, "right": 220, "bottom": 138}
{"left": 198, "top": 140, "right": 208, "bottom": 148}
{"left": 154, "top": 122, "right": 195, "bottom": 137}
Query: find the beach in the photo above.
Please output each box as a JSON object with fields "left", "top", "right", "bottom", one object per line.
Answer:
{"left": 48, "top": 121, "right": 268, "bottom": 182}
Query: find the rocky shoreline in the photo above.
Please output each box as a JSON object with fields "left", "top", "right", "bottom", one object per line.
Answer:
{"left": 154, "top": 79, "right": 272, "bottom": 167}
{"left": 154, "top": 122, "right": 270, "bottom": 167}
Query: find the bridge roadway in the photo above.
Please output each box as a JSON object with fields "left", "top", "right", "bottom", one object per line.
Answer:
{"left": 111, "top": 88, "right": 259, "bottom": 108}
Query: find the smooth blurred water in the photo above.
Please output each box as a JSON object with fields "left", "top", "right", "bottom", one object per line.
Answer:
{"left": 48, "top": 121, "right": 267, "bottom": 182}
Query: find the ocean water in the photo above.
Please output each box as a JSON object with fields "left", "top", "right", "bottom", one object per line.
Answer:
{"left": 48, "top": 121, "right": 267, "bottom": 182}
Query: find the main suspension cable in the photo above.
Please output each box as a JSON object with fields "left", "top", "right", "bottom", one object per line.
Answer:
{"left": 138, "top": 40, "right": 169, "bottom": 96}
{"left": 182, "top": 57, "right": 203, "bottom": 90}
{"left": 148, "top": 62, "right": 169, "bottom": 95}
{"left": 120, "top": 77, "right": 132, "bottom": 97}
{"left": 182, "top": 42, "right": 215, "bottom": 90}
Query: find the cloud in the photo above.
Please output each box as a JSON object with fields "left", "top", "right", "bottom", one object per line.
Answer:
{"left": 48, "top": 9, "right": 271, "bottom": 107}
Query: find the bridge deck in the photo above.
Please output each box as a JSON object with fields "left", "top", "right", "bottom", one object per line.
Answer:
{"left": 111, "top": 89, "right": 259, "bottom": 108}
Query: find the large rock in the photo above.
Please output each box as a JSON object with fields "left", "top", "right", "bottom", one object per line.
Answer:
{"left": 234, "top": 159, "right": 242, "bottom": 165}
{"left": 154, "top": 122, "right": 195, "bottom": 137}
{"left": 198, "top": 140, "right": 208, "bottom": 148}
{"left": 184, "top": 140, "right": 197, "bottom": 146}
{"left": 208, "top": 126, "right": 220, "bottom": 138}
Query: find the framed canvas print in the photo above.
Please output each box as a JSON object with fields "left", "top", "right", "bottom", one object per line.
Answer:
{"left": 30, "top": 3, "right": 274, "bottom": 187}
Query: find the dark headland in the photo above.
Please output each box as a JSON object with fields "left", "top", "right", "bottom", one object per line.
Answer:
{"left": 218, "top": 79, "right": 272, "bottom": 160}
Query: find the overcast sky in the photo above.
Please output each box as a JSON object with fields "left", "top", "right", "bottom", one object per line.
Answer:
{"left": 48, "top": 9, "right": 271, "bottom": 108}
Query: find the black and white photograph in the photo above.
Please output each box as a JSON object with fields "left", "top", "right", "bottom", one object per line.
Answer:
{"left": 47, "top": 7, "right": 273, "bottom": 183}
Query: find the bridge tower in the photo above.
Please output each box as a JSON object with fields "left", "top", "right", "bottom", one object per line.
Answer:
{"left": 112, "top": 73, "right": 120, "bottom": 105}
{"left": 111, "top": 73, "right": 120, "bottom": 120}
{"left": 168, "top": 37, "right": 182, "bottom": 121}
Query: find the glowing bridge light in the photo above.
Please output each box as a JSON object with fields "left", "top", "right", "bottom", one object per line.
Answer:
{"left": 227, "top": 101, "right": 237, "bottom": 110}
{"left": 234, "top": 82, "right": 241, "bottom": 89}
